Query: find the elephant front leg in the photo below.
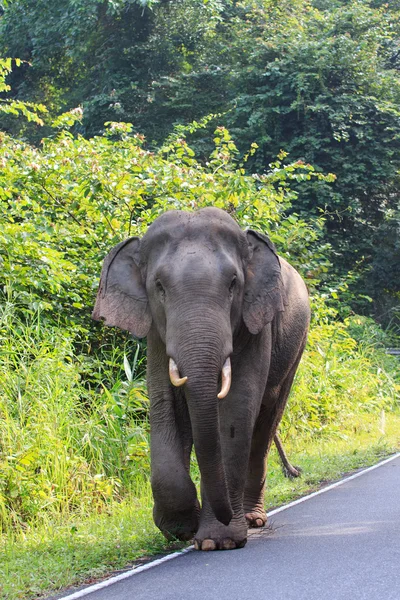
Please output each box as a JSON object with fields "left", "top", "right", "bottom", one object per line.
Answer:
{"left": 194, "top": 484, "right": 248, "bottom": 551}
{"left": 148, "top": 345, "right": 200, "bottom": 541}
{"left": 193, "top": 388, "right": 256, "bottom": 550}
{"left": 193, "top": 344, "right": 270, "bottom": 551}
{"left": 151, "top": 394, "right": 200, "bottom": 541}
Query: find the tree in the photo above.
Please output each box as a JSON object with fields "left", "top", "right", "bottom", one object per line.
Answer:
{"left": 1, "top": 0, "right": 399, "bottom": 321}
{"left": 0, "top": 0, "right": 224, "bottom": 140}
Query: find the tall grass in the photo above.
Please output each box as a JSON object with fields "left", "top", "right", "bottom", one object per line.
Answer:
{"left": 283, "top": 313, "right": 399, "bottom": 438}
{"left": 0, "top": 301, "right": 398, "bottom": 539}
{"left": 0, "top": 303, "right": 149, "bottom": 535}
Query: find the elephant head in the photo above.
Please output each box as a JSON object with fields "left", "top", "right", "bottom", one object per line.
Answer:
{"left": 92, "top": 207, "right": 286, "bottom": 526}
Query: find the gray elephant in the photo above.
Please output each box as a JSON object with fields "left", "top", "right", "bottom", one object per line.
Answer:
{"left": 92, "top": 207, "right": 310, "bottom": 551}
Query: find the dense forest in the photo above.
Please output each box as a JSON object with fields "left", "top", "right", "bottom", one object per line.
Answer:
{"left": 1, "top": 0, "right": 400, "bottom": 323}
{"left": 0, "top": 2, "right": 399, "bottom": 598}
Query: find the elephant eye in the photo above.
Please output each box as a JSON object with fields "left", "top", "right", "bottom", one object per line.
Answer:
{"left": 229, "top": 275, "right": 237, "bottom": 295}
{"left": 156, "top": 280, "right": 165, "bottom": 300}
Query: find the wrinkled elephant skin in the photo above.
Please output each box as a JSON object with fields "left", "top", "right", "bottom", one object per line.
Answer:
{"left": 92, "top": 208, "right": 310, "bottom": 550}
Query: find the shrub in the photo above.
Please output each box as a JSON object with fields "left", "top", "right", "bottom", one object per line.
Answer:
{"left": 0, "top": 121, "right": 398, "bottom": 536}
{"left": 0, "top": 121, "right": 333, "bottom": 347}
{"left": 0, "top": 304, "right": 149, "bottom": 532}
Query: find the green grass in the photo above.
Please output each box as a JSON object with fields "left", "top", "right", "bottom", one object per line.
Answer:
{"left": 0, "top": 306, "right": 399, "bottom": 599}
{"left": 0, "top": 305, "right": 150, "bottom": 533}
{"left": 1, "top": 412, "right": 399, "bottom": 600}
{"left": 1, "top": 495, "right": 165, "bottom": 599}
{"left": 266, "top": 413, "right": 400, "bottom": 509}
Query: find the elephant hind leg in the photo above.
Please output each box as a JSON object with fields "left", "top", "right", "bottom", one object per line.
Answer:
{"left": 243, "top": 401, "right": 275, "bottom": 528}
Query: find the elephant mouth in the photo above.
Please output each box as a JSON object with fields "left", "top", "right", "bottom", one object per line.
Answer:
{"left": 168, "top": 356, "right": 231, "bottom": 399}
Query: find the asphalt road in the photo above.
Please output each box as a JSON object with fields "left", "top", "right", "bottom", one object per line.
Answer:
{"left": 60, "top": 454, "right": 400, "bottom": 600}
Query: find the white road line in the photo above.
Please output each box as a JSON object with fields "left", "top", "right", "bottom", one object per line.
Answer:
{"left": 57, "top": 547, "right": 194, "bottom": 600}
{"left": 58, "top": 451, "right": 400, "bottom": 600}
{"left": 268, "top": 451, "right": 400, "bottom": 517}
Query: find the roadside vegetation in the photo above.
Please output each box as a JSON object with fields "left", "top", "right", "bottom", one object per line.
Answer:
{"left": 0, "top": 298, "right": 398, "bottom": 599}
{"left": 0, "top": 1, "right": 399, "bottom": 597}
{"left": 2, "top": 0, "right": 400, "bottom": 323}
{"left": 0, "top": 117, "right": 398, "bottom": 599}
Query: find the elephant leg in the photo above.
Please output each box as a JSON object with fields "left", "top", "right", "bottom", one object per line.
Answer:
{"left": 194, "top": 479, "right": 248, "bottom": 551}
{"left": 244, "top": 350, "right": 304, "bottom": 528}
{"left": 243, "top": 401, "right": 280, "bottom": 528}
{"left": 194, "top": 414, "right": 250, "bottom": 551}
{"left": 194, "top": 348, "right": 269, "bottom": 551}
{"left": 148, "top": 343, "right": 200, "bottom": 541}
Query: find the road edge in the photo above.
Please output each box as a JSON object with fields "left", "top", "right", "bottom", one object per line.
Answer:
{"left": 57, "top": 451, "right": 400, "bottom": 600}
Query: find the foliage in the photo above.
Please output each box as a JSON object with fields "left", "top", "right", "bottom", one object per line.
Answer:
{"left": 0, "top": 297, "right": 398, "bottom": 534}
{"left": 0, "top": 303, "right": 149, "bottom": 533}
{"left": 283, "top": 304, "right": 400, "bottom": 438}
{"left": 0, "top": 119, "right": 397, "bottom": 538}
{"left": 0, "top": 57, "right": 46, "bottom": 125}
{"left": 223, "top": 1, "right": 400, "bottom": 319}
{"left": 0, "top": 0, "right": 224, "bottom": 139}
{"left": 2, "top": 0, "right": 399, "bottom": 320}
{"left": 0, "top": 122, "right": 333, "bottom": 346}
{"left": 0, "top": 121, "right": 324, "bottom": 532}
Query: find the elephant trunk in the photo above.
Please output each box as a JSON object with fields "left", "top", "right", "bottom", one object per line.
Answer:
{"left": 183, "top": 364, "right": 233, "bottom": 526}
{"left": 168, "top": 312, "right": 233, "bottom": 526}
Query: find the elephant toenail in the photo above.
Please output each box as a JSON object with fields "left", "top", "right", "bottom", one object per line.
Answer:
{"left": 202, "top": 539, "right": 217, "bottom": 551}
{"left": 255, "top": 518, "right": 264, "bottom": 527}
{"left": 221, "top": 538, "right": 236, "bottom": 550}
{"left": 194, "top": 540, "right": 200, "bottom": 551}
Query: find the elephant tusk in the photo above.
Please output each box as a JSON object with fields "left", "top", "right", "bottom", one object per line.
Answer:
{"left": 217, "top": 357, "right": 231, "bottom": 399}
{"left": 169, "top": 358, "right": 188, "bottom": 387}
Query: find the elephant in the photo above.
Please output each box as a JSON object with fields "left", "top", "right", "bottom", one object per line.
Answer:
{"left": 92, "top": 207, "right": 310, "bottom": 551}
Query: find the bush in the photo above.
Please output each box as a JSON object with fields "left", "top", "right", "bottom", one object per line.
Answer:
{"left": 0, "top": 121, "right": 333, "bottom": 346}
{"left": 283, "top": 304, "right": 399, "bottom": 439}
{"left": 0, "top": 121, "right": 398, "bottom": 536}
{"left": 0, "top": 303, "right": 149, "bottom": 533}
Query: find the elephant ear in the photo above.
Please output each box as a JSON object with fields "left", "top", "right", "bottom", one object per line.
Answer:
{"left": 243, "top": 230, "right": 286, "bottom": 335}
{"left": 92, "top": 237, "right": 152, "bottom": 338}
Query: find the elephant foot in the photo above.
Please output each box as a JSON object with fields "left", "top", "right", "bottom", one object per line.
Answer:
{"left": 154, "top": 504, "right": 200, "bottom": 542}
{"left": 194, "top": 537, "right": 246, "bottom": 551}
{"left": 193, "top": 515, "right": 248, "bottom": 551}
{"left": 245, "top": 509, "right": 267, "bottom": 528}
